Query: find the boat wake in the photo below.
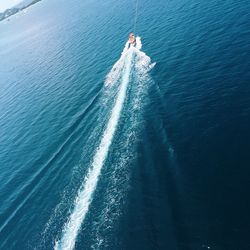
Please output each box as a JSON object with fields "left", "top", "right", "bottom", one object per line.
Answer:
{"left": 54, "top": 38, "right": 155, "bottom": 250}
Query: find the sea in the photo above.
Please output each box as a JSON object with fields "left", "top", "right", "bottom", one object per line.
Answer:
{"left": 0, "top": 0, "right": 250, "bottom": 249}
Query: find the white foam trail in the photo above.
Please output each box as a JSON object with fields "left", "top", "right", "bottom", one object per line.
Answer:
{"left": 55, "top": 50, "right": 134, "bottom": 250}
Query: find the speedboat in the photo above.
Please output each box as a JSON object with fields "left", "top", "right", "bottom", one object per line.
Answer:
{"left": 128, "top": 32, "right": 136, "bottom": 48}
{"left": 123, "top": 33, "right": 142, "bottom": 54}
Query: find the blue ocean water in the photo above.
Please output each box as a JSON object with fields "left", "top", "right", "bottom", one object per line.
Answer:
{"left": 0, "top": 0, "right": 250, "bottom": 249}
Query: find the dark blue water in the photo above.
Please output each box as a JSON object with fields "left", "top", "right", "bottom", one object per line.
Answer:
{"left": 0, "top": 0, "right": 250, "bottom": 249}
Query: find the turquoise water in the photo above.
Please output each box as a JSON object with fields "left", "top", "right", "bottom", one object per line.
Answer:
{"left": 0, "top": 0, "right": 250, "bottom": 249}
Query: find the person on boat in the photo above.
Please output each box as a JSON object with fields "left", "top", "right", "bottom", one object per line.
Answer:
{"left": 128, "top": 32, "right": 136, "bottom": 47}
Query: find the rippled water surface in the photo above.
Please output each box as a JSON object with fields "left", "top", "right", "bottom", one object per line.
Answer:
{"left": 0, "top": 0, "right": 250, "bottom": 249}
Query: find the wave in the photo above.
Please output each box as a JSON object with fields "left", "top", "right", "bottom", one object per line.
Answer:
{"left": 54, "top": 39, "right": 155, "bottom": 250}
